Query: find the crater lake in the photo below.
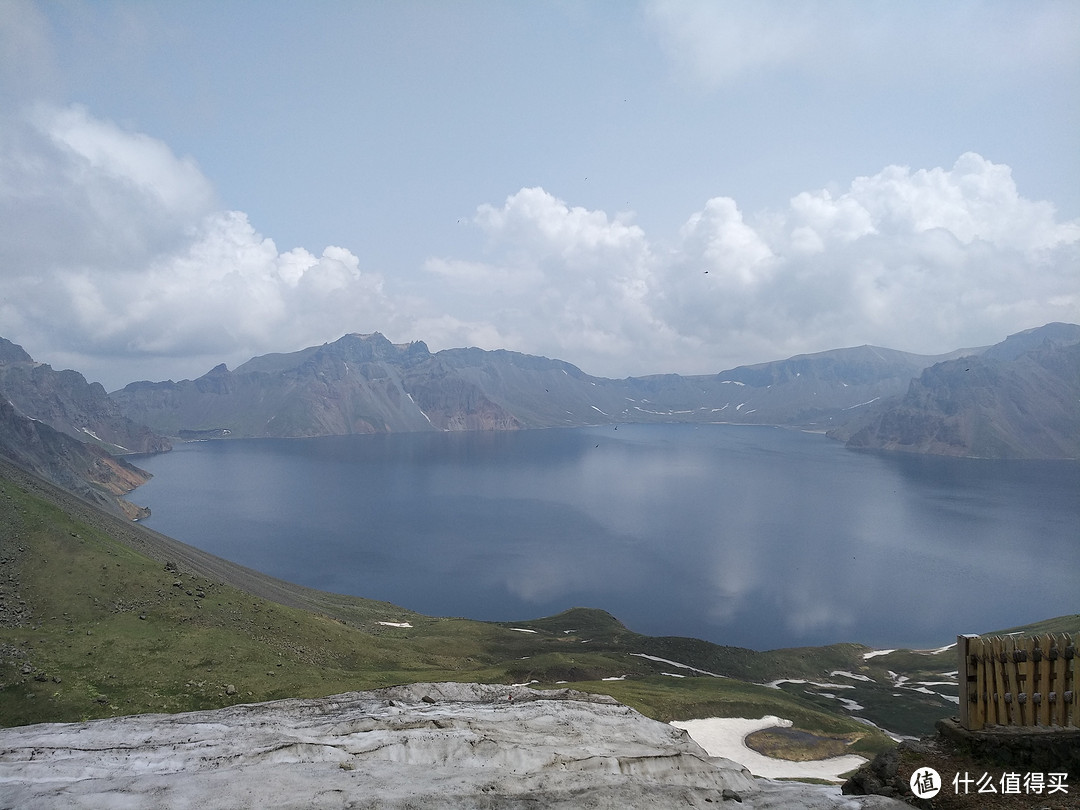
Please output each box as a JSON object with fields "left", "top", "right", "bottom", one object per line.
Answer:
{"left": 129, "top": 423, "right": 1079, "bottom": 651}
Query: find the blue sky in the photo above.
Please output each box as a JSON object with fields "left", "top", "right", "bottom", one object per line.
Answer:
{"left": 1, "top": 0, "right": 1078, "bottom": 388}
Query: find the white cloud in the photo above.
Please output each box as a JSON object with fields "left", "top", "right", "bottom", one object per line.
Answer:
{"left": 37, "top": 104, "right": 215, "bottom": 219}
{"left": 0, "top": 104, "right": 394, "bottom": 387}
{"left": 424, "top": 154, "right": 1079, "bottom": 375}
{"left": 1, "top": 104, "right": 1076, "bottom": 387}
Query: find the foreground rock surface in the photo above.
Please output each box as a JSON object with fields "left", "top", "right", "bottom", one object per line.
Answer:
{"left": 0, "top": 682, "right": 906, "bottom": 809}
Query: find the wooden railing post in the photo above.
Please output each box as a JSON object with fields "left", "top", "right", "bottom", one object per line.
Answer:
{"left": 958, "top": 634, "right": 980, "bottom": 730}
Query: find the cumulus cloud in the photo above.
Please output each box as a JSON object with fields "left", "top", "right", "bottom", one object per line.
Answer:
{"left": 423, "top": 153, "right": 1079, "bottom": 375}
{"left": 420, "top": 187, "right": 685, "bottom": 367}
{"left": 0, "top": 104, "right": 394, "bottom": 387}
{"left": 1, "top": 103, "right": 1076, "bottom": 387}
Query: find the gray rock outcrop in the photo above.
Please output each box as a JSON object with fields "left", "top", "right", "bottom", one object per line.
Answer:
{"left": 0, "top": 682, "right": 906, "bottom": 809}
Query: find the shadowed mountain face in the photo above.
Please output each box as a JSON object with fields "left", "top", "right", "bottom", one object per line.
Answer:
{"left": 109, "top": 333, "right": 965, "bottom": 439}
{"left": 0, "top": 338, "right": 170, "bottom": 517}
{"left": 0, "top": 338, "right": 170, "bottom": 455}
{"left": 0, "top": 399, "right": 150, "bottom": 518}
{"left": 834, "top": 323, "right": 1080, "bottom": 459}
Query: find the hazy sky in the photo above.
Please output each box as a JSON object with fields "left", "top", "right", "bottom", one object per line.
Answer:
{"left": 1, "top": 1, "right": 1078, "bottom": 389}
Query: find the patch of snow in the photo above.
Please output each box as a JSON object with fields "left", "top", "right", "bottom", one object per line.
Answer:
{"left": 671, "top": 716, "right": 868, "bottom": 782}
{"left": 861, "top": 649, "right": 895, "bottom": 660}
{"left": 719, "top": 380, "right": 745, "bottom": 386}
{"left": 850, "top": 716, "right": 915, "bottom": 743}
{"left": 631, "top": 653, "right": 721, "bottom": 678}
{"left": 378, "top": 621, "right": 413, "bottom": 628}
{"left": 830, "top": 670, "right": 874, "bottom": 683}
{"left": 908, "top": 686, "right": 938, "bottom": 696}
{"left": 816, "top": 692, "right": 864, "bottom": 712}
{"left": 404, "top": 392, "right": 433, "bottom": 425}
{"left": 601, "top": 675, "right": 626, "bottom": 681}
{"left": 765, "top": 679, "right": 854, "bottom": 690}
{"left": 589, "top": 405, "right": 608, "bottom": 415}
{"left": 920, "top": 643, "right": 956, "bottom": 655}
{"left": 510, "top": 628, "right": 537, "bottom": 634}
{"left": 662, "top": 672, "right": 686, "bottom": 678}
{"left": 842, "top": 397, "right": 880, "bottom": 411}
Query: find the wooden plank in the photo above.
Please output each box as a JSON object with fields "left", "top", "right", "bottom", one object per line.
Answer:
{"left": 1045, "top": 635, "right": 1062, "bottom": 730}
{"left": 993, "top": 636, "right": 1009, "bottom": 725}
{"left": 957, "top": 635, "right": 971, "bottom": 728}
{"left": 988, "top": 636, "right": 1001, "bottom": 726}
{"left": 1000, "top": 636, "right": 1013, "bottom": 725}
{"left": 1023, "top": 635, "right": 1036, "bottom": 727}
{"left": 1053, "top": 634, "right": 1069, "bottom": 726}
{"left": 1069, "top": 633, "right": 1078, "bottom": 727}
{"left": 1038, "top": 634, "right": 1053, "bottom": 726}
{"left": 1008, "top": 636, "right": 1024, "bottom": 725}
{"left": 1005, "top": 636, "right": 1023, "bottom": 725}
{"left": 973, "top": 636, "right": 987, "bottom": 730}
{"left": 1067, "top": 635, "right": 1075, "bottom": 730}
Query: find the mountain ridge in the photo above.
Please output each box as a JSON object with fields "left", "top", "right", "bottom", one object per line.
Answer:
{"left": 108, "top": 333, "right": 972, "bottom": 440}
{"left": 833, "top": 323, "right": 1080, "bottom": 458}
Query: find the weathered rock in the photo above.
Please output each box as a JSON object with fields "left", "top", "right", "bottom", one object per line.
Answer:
{"left": 0, "top": 682, "right": 906, "bottom": 809}
{"left": 934, "top": 716, "right": 1080, "bottom": 773}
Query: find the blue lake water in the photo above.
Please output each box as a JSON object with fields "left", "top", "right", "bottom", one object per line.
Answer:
{"left": 129, "top": 424, "right": 1079, "bottom": 651}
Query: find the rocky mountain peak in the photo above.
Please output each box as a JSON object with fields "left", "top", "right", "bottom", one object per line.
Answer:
{"left": 981, "top": 321, "right": 1080, "bottom": 362}
{"left": 0, "top": 337, "right": 35, "bottom": 365}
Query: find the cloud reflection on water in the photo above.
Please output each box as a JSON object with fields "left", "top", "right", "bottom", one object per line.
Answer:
{"left": 132, "top": 425, "right": 1080, "bottom": 649}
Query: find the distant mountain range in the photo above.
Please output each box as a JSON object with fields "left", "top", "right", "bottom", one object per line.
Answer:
{"left": 1, "top": 323, "right": 1077, "bottom": 516}
{"left": 108, "top": 333, "right": 977, "bottom": 438}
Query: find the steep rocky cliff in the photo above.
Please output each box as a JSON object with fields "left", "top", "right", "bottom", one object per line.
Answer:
{"left": 0, "top": 338, "right": 170, "bottom": 455}
{"left": 0, "top": 400, "right": 150, "bottom": 519}
{"left": 836, "top": 324, "right": 1080, "bottom": 458}
{"left": 0, "top": 338, "right": 165, "bottom": 517}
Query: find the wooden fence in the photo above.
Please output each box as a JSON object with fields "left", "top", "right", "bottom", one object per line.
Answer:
{"left": 958, "top": 633, "right": 1077, "bottom": 731}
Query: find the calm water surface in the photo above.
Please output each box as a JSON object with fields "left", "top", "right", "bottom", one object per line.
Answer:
{"left": 130, "top": 424, "right": 1079, "bottom": 650}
